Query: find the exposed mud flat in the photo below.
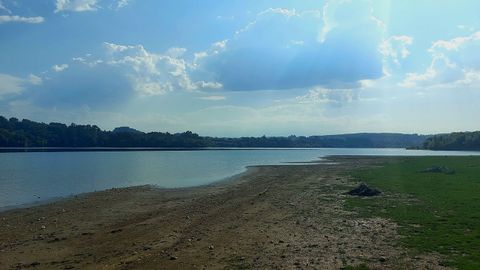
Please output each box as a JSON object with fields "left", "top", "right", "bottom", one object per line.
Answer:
{"left": 0, "top": 156, "right": 449, "bottom": 269}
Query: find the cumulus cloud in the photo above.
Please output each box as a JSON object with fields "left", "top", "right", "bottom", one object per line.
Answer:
{"left": 196, "top": 1, "right": 384, "bottom": 91}
{"left": 380, "top": 35, "right": 413, "bottom": 65}
{"left": 103, "top": 42, "right": 221, "bottom": 96}
{"left": 0, "top": 15, "right": 44, "bottom": 24}
{"left": 55, "top": 0, "right": 98, "bottom": 13}
{"left": 52, "top": 64, "right": 69, "bottom": 72}
{"left": 319, "top": 0, "right": 384, "bottom": 43}
{"left": 402, "top": 31, "right": 480, "bottom": 88}
{"left": 0, "top": 73, "right": 42, "bottom": 98}
{"left": 8, "top": 41, "right": 223, "bottom": 108}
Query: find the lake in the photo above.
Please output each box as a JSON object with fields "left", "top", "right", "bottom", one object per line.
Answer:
{"left": 1, "top": 148, "right": 479, "bottom": 209}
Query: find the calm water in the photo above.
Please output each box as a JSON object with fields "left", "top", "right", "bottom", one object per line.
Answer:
{"left": 1, "top": 148, "right": 479, "bottom": 209}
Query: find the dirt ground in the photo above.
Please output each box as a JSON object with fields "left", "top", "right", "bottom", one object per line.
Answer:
{"left": 0, "top": 156, "right": 449, "bottom": 269}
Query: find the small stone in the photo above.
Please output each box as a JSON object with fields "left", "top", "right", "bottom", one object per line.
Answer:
{"left": 379, "top": 257, "right": 387, "bottom": 262}
{"left": 208, "top": 245, "right": 214, "bottom": 250}
{"left": 170, "top": 256, "right": 177, "bottom": 260}
{"left": 41, "top": 225, "right": 46, "bottom": 230}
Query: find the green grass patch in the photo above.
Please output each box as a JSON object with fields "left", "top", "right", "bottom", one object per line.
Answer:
{"left": 346, "top": 156, "right": 480, "bottom": 269}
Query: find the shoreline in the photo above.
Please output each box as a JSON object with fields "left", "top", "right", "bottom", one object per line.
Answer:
{"left": 0, "top": 164, "right": 266, "bottom": 214}
{"left": 0, "top": 156, "right": 448, "bottom": 269}
{"left": 0, "top": 147, "right": 409, "bottom": 153}
{"left": 0, "top": 157, "right": 326, "bottom": 213}
{"left": 2, "top": 146, "right": 480, "bottom": 154}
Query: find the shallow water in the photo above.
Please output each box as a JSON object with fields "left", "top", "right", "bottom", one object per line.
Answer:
{"left": 1, "top": 148, "right": 479, "bottom": 208}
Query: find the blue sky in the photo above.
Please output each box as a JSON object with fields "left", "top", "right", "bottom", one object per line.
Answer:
{"left": 1, "top": 0, "right": 479, "bottom": 136}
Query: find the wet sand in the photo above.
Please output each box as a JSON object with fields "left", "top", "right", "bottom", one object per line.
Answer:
{"left": 0, "top": 156, "right": 448, "bottom": 269}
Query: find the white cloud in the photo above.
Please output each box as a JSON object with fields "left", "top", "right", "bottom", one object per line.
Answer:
{"left": 103, "top": 42, "right": 135, "bottom": 53}
{"left": 258, "top": 8, "right": 300, "bottom": 18}
{"left": 401, "top": 31, "right": 480, "bottom": 88}
{"left": 319, "top": 0, "right": 384, "bottom": 43}
{"left": 55, "top": 0, "right": 98, "bottom": 13}
{"left": 103, "top": 42, "right": 222, "bottom": 95}
{"left": 196, "top": 1, "right": 385, "bottom": 91}
{"left": 0, "top": 15, "right": 44, "bottom": 24}
{"left": 165, "top": 47, "right": 187, "bottom": 58}
{"left": 28, "top": 74, "right": 43, "bottom": 85}
{"left": 318, "top": 0, "right": 336, "bottom": 43}
{"left": 115, "top": 0, "right": 132, "bottom": 10}
{"left": 72, "top": 57, "right": 86, "bottom": 62}
{"left": 73, "top": 55, "right": 103, "bottom": 67}
{"left": 0, "top": 1, "right": 11, "bottom": 14}
{"left": 289, "top": 40, "right": 305, "bottom": 46}
{"left": 199, "top": 95, "right": 226, "bottom": 101}
{"left": 0, "top": 73, "right": 42, "bottom": 98}
{"left": 457, "top": 25, "right": 475, "bottom": 32}
{"left": 216, "top": 15, "right": 234, "bottom": 21}
{"left": 231, "top": 7, "right": 322, "bottom": 47}
{"left": 182, "top": 98, "right": 382, "bottom": 136}
{"left": 296, "top": 87, "right": 359, "bottom": 104}
{"left": 55, "top": 0, "right": 133, "bottom": 12}
{"left": 380, "top": 35, "right": 413, "bottom": 64}
{"left": 0, "top": 74, "right": 24, "bottom": 96}
{"left": 52, "top": 64, "right": 69, "bottom": 72}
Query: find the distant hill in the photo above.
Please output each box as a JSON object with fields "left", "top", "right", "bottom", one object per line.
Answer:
{"left": 0, "top": 115, "right": 429, "bottom": 148}
{"left": 112, "top": 127, "right": 144, "bottom": 134}
{"left": 423, "top": 131, "right": 480, "bottom": 151}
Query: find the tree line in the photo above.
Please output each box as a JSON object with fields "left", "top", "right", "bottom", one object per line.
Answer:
{"left": 422, "top": 132, "right": 480, "bottom": 151}
{"left": 0, "top": 116, "right": 429, "bottom": 148}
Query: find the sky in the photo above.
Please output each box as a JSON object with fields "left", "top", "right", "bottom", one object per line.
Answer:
{"left": 0, "top": 0, "right": 479, "bottom": 136}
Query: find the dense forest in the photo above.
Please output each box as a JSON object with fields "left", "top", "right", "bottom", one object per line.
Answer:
{"left": 422, "top": 132, "right": 480, "bottom": 151}
{"left": 0, "top": 116, "right": 429, "bottom": 149}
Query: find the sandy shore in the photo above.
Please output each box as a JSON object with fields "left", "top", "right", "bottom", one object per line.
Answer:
{"left": 0, "top": 157, "right": 447, "bottom": 269}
